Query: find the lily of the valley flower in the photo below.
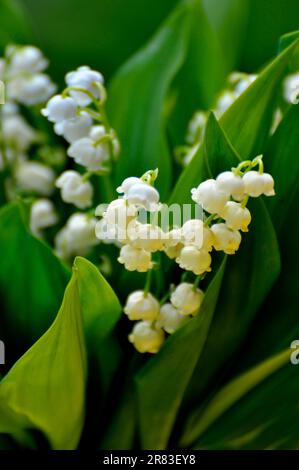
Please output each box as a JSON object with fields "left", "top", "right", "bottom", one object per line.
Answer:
{"left": 56, "top": 170, "right": 93, "bottom": 209}
{"left": 124, "top": 290, "right": 160, "bottom": 321}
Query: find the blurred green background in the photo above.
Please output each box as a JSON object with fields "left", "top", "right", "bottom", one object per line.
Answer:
{"left": 4, "top": 0, "right": 299, "bottom": 83}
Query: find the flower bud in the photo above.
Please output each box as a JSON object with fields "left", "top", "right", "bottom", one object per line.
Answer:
{"left": 16, "top": 161, "right": 55, "bottom": 196}
{"left": 156, "top": 303, "right": 188, "bottom": 334}
{"left": 124, "top": 290, "right": 159, "bottom": 321}
{"left": 42, "top": 95, "right": 77, "bottom": 123}
{"left": 211, "top": 223, "right": 241, "bottom": 254}
{"left": 118, "top": 244, "right": 152, "bottom": 272}
{"left": 221, "top": 201, "right": 251, "bottom": 232}
{"left": 170, "top": 282, "right": 204, "bottom": 316}
{"left": 176, "top": 245, "right": 212, "bottom": 275}
{"left": 191, "top": 179, "right": 229, "bottom": 215}
{"left": 128, "top": 321, "right": 165, "bottom": 354}
{"left": 216, "top": 171, "right": 245, "bottom": 201}
{"left": 56, "top": 170, "right": 93, "bottom": 209}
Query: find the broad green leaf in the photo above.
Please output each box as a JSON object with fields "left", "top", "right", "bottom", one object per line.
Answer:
{"left": 181, "top": 349, "right": 291, "bottom": 448}
{"left": 74, "top": 256, "right": 122, "bottom": 395}
{"left": 0, "top": 266, "right": 87, "bottom": 450}
{"left": 0, "top": 202, "right": 70, "bottom": 350}
{"left": 108, "top": 0, "right": 191, "bottom": 199}
{"left": 170, "top": 37, "right": 299, "bottom": 204}
{"left": 135, "top": 256, "right": 226, "bottom": 450}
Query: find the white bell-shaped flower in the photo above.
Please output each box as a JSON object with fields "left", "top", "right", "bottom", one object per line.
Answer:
{"left": 55, "top": 213, "right": 98, "bottom": 259}
{"left": 118, "top": 244, "right": 152, "bottom": 272}
{"left": 124, "top": 290, "right": 159, "bottom": 321}
{"left": 129, "top": 222, "right": 165, "bottom": 252}
{"left": 243, "top": 170, "right": 275, "bottom": 197}
{"left": 54, "top": 112, "right": 92, "bottom": 143}
{"left": 67, "top": 137, "right": 109, "bottom": 171}
{"left": 170, "top": 282, "right": 204, "bottom": 316}
{"left": 261, "top": 173, "right": 275, "bottom": 196}
{"left": 156, "top": 303, "right": 188, "bottom": 334}
{"left": 16, "top": 161, "right": 55, "bottom": 196}
{"left": 126, "top": 182, "right": 160, "bottom": 212}
{"left": 56, "top": 170, "right": 93, "bottom": 209}
{"left": 8, "top": 45, "right": 48, "bottom": 75}
{"left": 128, "top": 321, "right": 165, "bottom": 354}
{"left": 211, "top": 223, "right": 241, "bottom": 254}
{"left": 176, "top": 245, "right": 212, "bottom": 275}
{"left": 191, "top": 179, "right": 229, "bottom": 215}
{"left": 96, "top": 199, "right": 137, "bottom": 243}
{"left": 42, "top": 95, "right": 77, "bottom": 123}
{"left": 30, "top": 198, "right": 58, "bottom": 237}
{"left": 216, "top": 171, "right": 245, "bottom": 201}
{"left": 221, "top": 201, "right": 251, "bottom": 232}
{"left": 65, "top": 66, "right": 104, "bottom": 106}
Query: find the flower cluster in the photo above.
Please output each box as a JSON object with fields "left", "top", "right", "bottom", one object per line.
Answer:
{"left": 96, "top": 156, "right": 275, "bottom": 354}
{"left": 40, "top": 65, "right": 120, "bottom": 259}
{"left": 0, "top": 46, "right": 60, "bottom": 239}
{"left": 284, "top": 71, "right": 299, "bottom": 104}
{"left": 95, "top": 170, "right": 161, "bottom": 272}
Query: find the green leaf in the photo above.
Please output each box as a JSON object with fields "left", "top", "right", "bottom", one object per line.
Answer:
{"left": 0, "top": 266, "right": 87, "bottom": 450}
{"left": 181, "top": 349, "right": 291, "bottom": 448}
{"left": 170, "top": 37, "right": 299, "bottom": 204}
{"left": 0, "top": 202, "right": 70, "bottom": 349}
{"left": 108, "top": 0, "right": 191, "bottom": 199}
{"left": 74, "top": 256, "right": 122, "bottom": 395}
{"left": 135, "top": 256, "right": 226, "bottom": 450}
